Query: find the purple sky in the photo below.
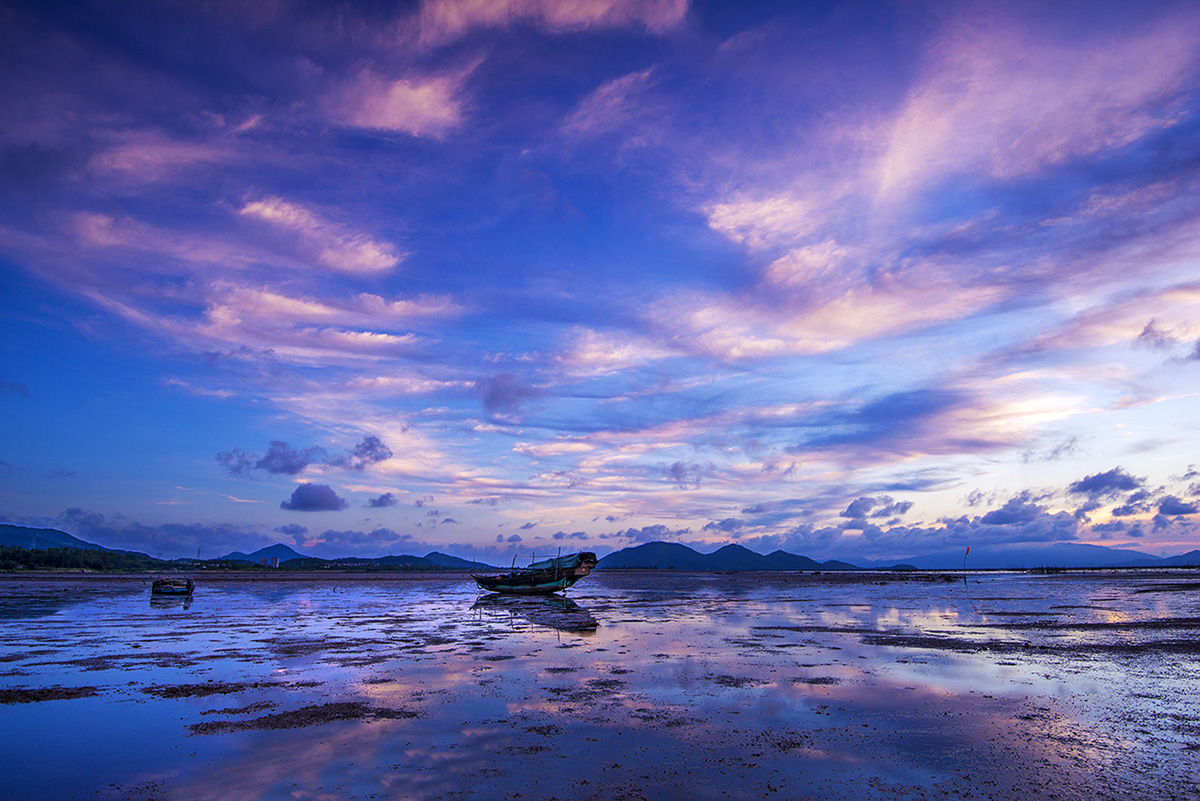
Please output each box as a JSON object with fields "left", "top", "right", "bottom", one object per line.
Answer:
{"left": 2, "top": 0, "right": 1199, "bottom": 562}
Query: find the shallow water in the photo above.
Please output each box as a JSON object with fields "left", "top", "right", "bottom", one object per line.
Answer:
{"left": 1, "top": 570, "right": 1198, "bottom": 800}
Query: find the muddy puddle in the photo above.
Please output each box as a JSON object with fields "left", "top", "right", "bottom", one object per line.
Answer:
{"left": 1, "top": 570, "right": 1198, "bottom": 800}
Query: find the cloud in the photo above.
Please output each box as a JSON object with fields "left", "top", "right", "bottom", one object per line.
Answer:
{"left": 257, "top": 441, "right": 328, "bottom": 475}
{"left": 416, "top": 0, "right": 688, "bottom": 45}
{"left": 660, "top": 460, "right": 714, "bottom": 490}
{"left": 878, "top": 11, "right": 1199, "bottom": 199}
{"left": 552, "top": 531, "right": 589, "bottom": 540}
{"left": 218, "top": 437, "right": 392, "bottom": 476}
{"left": 839, "top": 495, "right": 913, "bottom": 520}
{"left": 332, "top": 70, "right": 466, "bottom": 137}
{"left": 979, "top": 495, "right": 1048, "bottom": 526}
{"left": 560, "top": 69, "right": 657, "bottom": 143}
{"left": 702, "top": 518, "right": 745, "bottom": 533}
{"left": 240, "top": 197, "right": 404, "bottom": 274}
{"left": 555, "top": 328, "right": 675, "bottom": 376}
{"left": 367, "top": 492, "right": 397, "bottom": 508}
{"left": 705, "top": 193, "right": 824, "bottom": 252}
{"left": 652, "top": 277, "right": 1003, "bottom": 362}
{"left": 87, "top": 129, "right": 238, "bottom": 187}
{"left": 1021, "top": 436, "right": 1080, "bottom": 463}
{"left": 611, "top": 524, "right": 690, "bottom": 543}
{"left": 330, "top": 436, "right": 394, "bottom": 470}
{"left": 280, "top": 483, "right": 349, "bottom": 511}
{"left": 1067, "top": 467, "right": 1144, "bottom": 498}
{"left": 217, "top": 441, "right": 327, "bottom": 476}
{"left": 1159, "top": 496, "right": 1198, "bottom": 516}
{"left": 308, "top": 527, "right": 415, "bottom": 554}
{"left": 477, "top": 373, "right": 545, "bottom": 416}
{"left": 766, "top": 496, "right": 1085, "bottom": 560}
{"left": 275, "top": 523, "right": 308, "bottom": 536}
{"left": 802, "top": 389, "right": 986, "bottom": 456}
{"left": 1133, "top": 319, "right": 1182, "bottom": 350}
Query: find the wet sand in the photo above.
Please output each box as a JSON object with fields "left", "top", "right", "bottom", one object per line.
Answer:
{"left": 1, "top": 569, "right": 1198, "bottom": 800}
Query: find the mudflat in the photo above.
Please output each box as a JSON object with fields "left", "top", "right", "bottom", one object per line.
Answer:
{"left": 1, "top": 570, "right": 1197, "bottom": 800}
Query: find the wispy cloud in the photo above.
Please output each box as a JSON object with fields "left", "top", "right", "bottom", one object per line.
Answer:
{"left": 240, "top": 197, "right": 405, "bottom": 274}
{"left": 417, "top": 0, "right": 688, "bottom": 46}
{"left": 877, "top": 10, "right": 1200, "bottom": 200}
{"left": 560, "top": 68, "right": 659, "bottom": 143}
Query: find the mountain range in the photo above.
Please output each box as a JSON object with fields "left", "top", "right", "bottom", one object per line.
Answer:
{"left": 852, "top": 542, "right": 1200, "bottom": 570}
{"left": 1, "top": 524, "right": 105, "bottom": 551}
{"left": 216, "top": 543, "right": 492, "bottom": 570}
{"left": 4, "top": 524, "right": 1200, "bottom": 570}
{"left": 596, "top": 542, "right": 856, "bottom": 570}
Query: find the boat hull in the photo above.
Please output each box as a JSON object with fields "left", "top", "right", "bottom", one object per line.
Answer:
{"left": 471, "top": 573, "right": 583, "bottom": 595}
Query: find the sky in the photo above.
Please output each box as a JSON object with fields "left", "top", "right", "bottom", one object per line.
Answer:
{"left": 2, "top": 0, "right": 1200, "bottom": 563}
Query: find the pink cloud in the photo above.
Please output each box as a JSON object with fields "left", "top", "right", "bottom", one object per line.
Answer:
{"left": 559, "top": 68, "right": 658, "bottom": 142}
{"left": 705, "top": 192, "right": 826, "bottom": 252}
{"left": 417, "top": 0, "right": 688, "bottom": 46}
{"left": 649, "top": 271, "right": 1003, "bottom": 360}
{"left": 332, "top": 70, "right": 466, "bottom": 136}
{"left": 240, "top": 196, "right": 405, "bottom": 274}
{"left": 88, "top": 129, "right": 238, "bottom": 186}
{"left": 878, "top": 10, "right": 1200, "bottom": 199}
{"left": 180, "top": 284, "right": 462, "bottom": 363}
{"left": 554, "top": 327, "right": 677, "bottom": 375}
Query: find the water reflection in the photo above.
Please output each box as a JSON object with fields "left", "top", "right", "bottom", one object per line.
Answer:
{"left": 148, "top": 595, "right": 193, "bottom": 611}
{"left": 0, "top": 580, "right": 146, "bottom": 619}
{"left": 1, "top": 571, "right": 1197, "bottom": 801}
{"left": 471, "top": 592, "right": 598, "bottom": 633}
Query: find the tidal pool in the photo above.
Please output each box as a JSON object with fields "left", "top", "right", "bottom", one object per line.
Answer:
{"left": 1, "top": 570, "right": 1198, "bottom": 800}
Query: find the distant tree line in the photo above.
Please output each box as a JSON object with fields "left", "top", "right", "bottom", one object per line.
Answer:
{"left": 0, "top": 546, "right": 171, "bottom": 572}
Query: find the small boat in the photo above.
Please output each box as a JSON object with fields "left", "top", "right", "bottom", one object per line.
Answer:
{"left": 151, "top": 577, "right": 195, "bottom": 596}
{"left": 472, "top": 552, "right": 597, "bottom": 595}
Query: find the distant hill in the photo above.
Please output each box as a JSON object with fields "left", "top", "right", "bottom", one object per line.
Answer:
{"left": 892, "top": 542, "right": 1162, "bottom": 571}
{"left": 1117, "top": 549, "right": 1200, "bottom": 568}
{"left": 370, "top": 554, "right": 434, "bottom": 567}
{"left": 217, "top": 543, "right": 309, "bottom": 563}
{"left": 0, "top": 525, "right": 105, "bottom": 551}
{"left": 424, "top": 551, "right": 493, "bottom": 569}
{"left": 597, "top": 541, "right": 857, "bottom": 571}
{"left": 598, "top": 542, "right": 717, "bottom": 570}
{"left": 1161, "top": 549, "right": 1200, "bottom": 567}
{"left": 273, "top": 554, "right": 435, "bottom": 569}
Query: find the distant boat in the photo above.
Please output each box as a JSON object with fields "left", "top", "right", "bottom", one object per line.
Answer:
{"left": 472, "top": 552, "right": 597, "bottom": 595}
{"left": 150, "top": 577, "right": 194, "bottom": 597}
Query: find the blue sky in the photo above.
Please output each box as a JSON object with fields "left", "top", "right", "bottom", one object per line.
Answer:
{"left": 2, "top": 0, "right": 1199, "bottom": 562}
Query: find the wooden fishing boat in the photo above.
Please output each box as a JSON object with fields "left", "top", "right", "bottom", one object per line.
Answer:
{"left": 150, "top": 577, "right": 195, "bottom": 596}
{"left": 472, "top": 552, "right": 597, "bottom": 595}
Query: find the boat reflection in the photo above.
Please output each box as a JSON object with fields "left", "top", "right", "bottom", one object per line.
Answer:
{"left": 471, "top": 593, "right": 598, "bottom": 633}
{"left": 148, "top": 594, "right": 192, "bottom": 611}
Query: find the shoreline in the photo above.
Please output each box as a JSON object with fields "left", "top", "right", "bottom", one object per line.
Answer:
{"left": 2, "top": 566, "right": 1198, "bottom": 584}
